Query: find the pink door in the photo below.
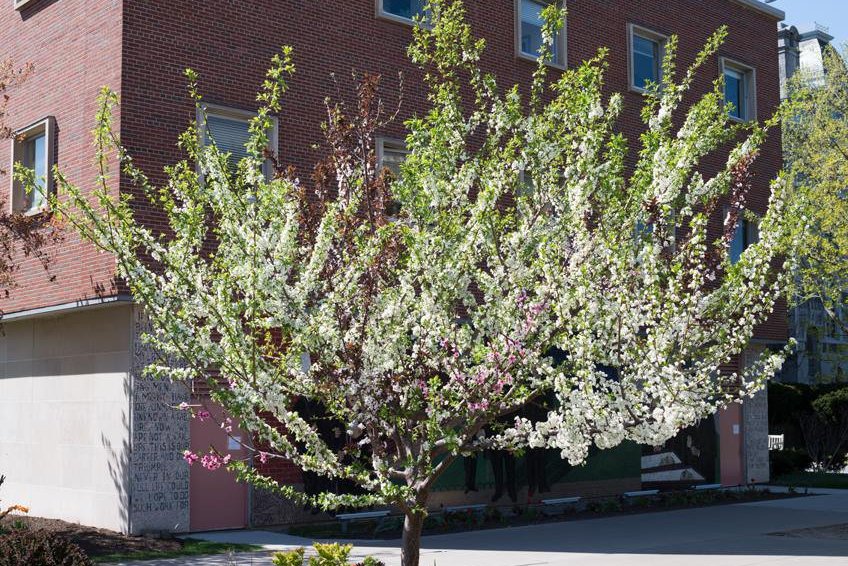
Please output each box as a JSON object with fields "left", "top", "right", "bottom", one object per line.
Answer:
{"left": 189, "top": 400, "right": 249, "bottom": 531}
{"left": 719, "top": 403, "right": 744, "bottom": 486}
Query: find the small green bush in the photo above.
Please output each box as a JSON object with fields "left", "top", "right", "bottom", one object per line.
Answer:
{"left": 310, "top": 542, "right": 353, "bottom": 565}
{"left": 0, "top": 529, "right": 92, "bottom": 566}
{"left": 273, "top": 547, "right": 306, "bottom": 566}
{"left": 770, "top": 448, "right": 813, "bottom": 477}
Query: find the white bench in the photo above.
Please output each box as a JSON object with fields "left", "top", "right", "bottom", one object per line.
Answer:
{"left": 335, "top": 510, "right": 390, "bottom": 533}
{"left": 540, "top": 496, "right": 581, "bottom": 516}
{"left": 693, "top": 483, "right": 722, "bottom": 491}
{"left": 623, "top": 489, "right": 659, "bottom": 498}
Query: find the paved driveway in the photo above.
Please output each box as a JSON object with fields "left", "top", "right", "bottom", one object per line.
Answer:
{"left": 109, "top": 488, "right": 848, "bottom": 565}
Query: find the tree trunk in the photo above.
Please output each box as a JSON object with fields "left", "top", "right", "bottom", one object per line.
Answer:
{"left": 401, "top": 507, "right": 426, "bottom": 566}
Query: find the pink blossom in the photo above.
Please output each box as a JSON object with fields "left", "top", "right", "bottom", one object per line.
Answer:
{"left": 182, "top": 450, "right": 199, "bottom": 465}
{"left": 469, "top": 400, "right": 489, "bottom": 412}
{"left": 221, "top": 417, "right": 234, "bottom": 433}
{"left": 258, "top": 451, "right": 269, "bottom": 464}
{"left": 197, "top": 410, "right": 211, "bottom": 422}
{"left": 178, "top": 402, "right": 190, "bottom": 411}
{"left": 201, "top": 453, "right": 223, "bottom": 471}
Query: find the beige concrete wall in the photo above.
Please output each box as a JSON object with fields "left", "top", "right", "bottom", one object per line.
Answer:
{"left": 0, "top": 305, "right": 132, "bottom": 533}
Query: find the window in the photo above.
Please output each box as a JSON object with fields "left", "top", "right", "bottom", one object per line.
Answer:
{"left": 629, "top": 25, "right": 667, "bottom": 92}
{"left": 13, "top": 0, "right": 36, "bottom": 10}
{"left": 720, "top": 58, "right": 756, "bottom": 121}
{"left": 198, "top": 105, "right": 278, "bottom": 179}
{"left": 377, "top": 138, "right": 408, "bottom": 217}
{"left": 377, "top": 138, "right": 409, "bottom": 178}
{"left": 516, "top": 0, "right": 566, "bottom": 68}
{"left": 729, "top": 215, "right": 759, "bottom": 264}
{"left": 11, "top": 117, "right": 55, "bottom": 215}
{"left": 377, "top": 0, "right": 427, "bottom": 24}
{"left": 518, "top": 170, "right": 535, "bottom": 197}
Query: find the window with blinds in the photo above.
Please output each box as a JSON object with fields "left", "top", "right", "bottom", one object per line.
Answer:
{"left": 200, "top": 106, "right": 278, "bottom": 179}
{"left": 205, "top": 113, "right": 252, "bottom": 167}
{"left": 517, "top": 0, "right": 565, "bottom": 67}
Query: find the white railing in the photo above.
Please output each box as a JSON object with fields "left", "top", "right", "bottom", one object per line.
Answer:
{"left": 768, "top": 434, "right": 785, "bottom": 451}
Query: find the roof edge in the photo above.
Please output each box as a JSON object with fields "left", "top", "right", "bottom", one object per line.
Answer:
{"left": 730, "top": 0, "right": 785, "bottom": 20}
{"left": 2, "top": 295, "right": 133, "bottom": 322}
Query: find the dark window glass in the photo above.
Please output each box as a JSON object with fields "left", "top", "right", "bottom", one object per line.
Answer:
{"left": 725, "top": 68, "right": 746, "bottom": 120}
{"left": 383, "top": 0, "right": 426, "bottom": 20}
{"left": 632, "top": 34, "right": 659, "bottom": 89}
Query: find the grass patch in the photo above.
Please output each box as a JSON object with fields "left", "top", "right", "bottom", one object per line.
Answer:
{"left": 91, "top": 538, "right": 263, "bottom": 563}
{"left": 773, "top": 472, "right": 848, "bottom": 490}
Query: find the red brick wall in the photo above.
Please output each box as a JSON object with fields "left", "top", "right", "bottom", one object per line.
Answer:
{"left": 0, "top": 2, "right": 785, "bottom": 333}
{"left": 0, "top": 0, "right": 122, "bottom": 313}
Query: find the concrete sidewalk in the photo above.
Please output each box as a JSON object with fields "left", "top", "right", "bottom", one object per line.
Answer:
{"left": 108, "top": 488, "right": 848, "bottom": 565}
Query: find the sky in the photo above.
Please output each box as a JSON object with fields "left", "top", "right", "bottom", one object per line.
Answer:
{"left": 767, "top": 0, "right": 848, "bottom": 46}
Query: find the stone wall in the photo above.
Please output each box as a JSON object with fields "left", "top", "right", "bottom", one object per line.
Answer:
{"left": 128, "top": 306, "right": 191, "bottom": 534}
{"left": 743, "top": 387, "right": 770, "bottom": 484}
{"left": 743, "top": 346, "right": 771, "bottom": 484}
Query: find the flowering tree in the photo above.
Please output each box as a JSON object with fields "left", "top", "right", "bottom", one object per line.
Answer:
{"left": 55, "top": 2, "right": 790, "bottom": 564}
{"left": 782, "top": 45, "right": 848, "bottom": 333}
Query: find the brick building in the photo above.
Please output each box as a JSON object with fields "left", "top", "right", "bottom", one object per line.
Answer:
{"left": 0, "top": 0, "right": 786, "bottom": 534}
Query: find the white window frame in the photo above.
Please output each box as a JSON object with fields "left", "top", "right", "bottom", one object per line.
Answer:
{"left": 628, "top": 24, "right": 668, "bottom": 94}
{"left": 197, "top": 103, "right": 279, "bottom": 180}
{"left": 376, "top": 0, "right": 428, "bottom": 26}
{"left": 10, "top": 116, "right": 55, "bottom": 216}
{"left": 14, "top": 0, "right": 36, "bottom": 10}
{"left": 720, "top": 57, "right": 757, "bottom": 123}
{"left": 515, "top": 0, "right": 567, "bottom": 69}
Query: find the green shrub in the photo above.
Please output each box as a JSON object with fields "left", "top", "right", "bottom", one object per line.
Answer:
{"left": 771, "top": 448, "right": 813, "bottom": 477}
{"left": 812, "top": 386, "right": 848, "bottom": 422}
{"left": 0, "top": 529, "right": 92, "bottom": 566}
{"left": 273, "top": 547, "right": 306, "bottom": 566}
{"left": 354, "top": 558, "right": 386, "bottom": 566}
{"left": 310, "top": 542, "right": 353, "bottom": 566}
